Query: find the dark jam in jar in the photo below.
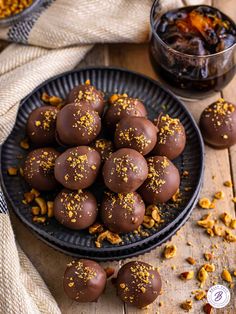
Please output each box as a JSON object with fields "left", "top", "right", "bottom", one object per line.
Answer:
{"left": 150, "top": 5, "right": 236, "bottom": 98}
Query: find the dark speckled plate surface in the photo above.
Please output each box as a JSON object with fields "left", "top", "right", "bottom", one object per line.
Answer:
{"left": 0, "top": 67, "right": 204, "bottom": 260}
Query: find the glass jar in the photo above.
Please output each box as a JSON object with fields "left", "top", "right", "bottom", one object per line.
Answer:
{"left": 149, "top": 0, "right": 236, "bottom": 100}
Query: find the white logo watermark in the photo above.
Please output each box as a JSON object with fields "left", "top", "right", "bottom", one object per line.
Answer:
{"left": 207, "top": 285, "right": 230, "bottom": 309}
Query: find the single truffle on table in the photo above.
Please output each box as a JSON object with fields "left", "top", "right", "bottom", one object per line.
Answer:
{"left": 92, "top": 138, "right": 114, "bottom": 162}
{"left": 104, "top": 95, "right": 147, "bottom": 132}
{"left": 54, "top": 189, "right": 98, "bottom": 230}
{"left": 56, "top": 101, "right": 101, "bottom": 146}
{"left": 54, "top": 146, "right": 101, "bottom": 190}
{"left": 101, "top": 191, "right": 145, "bottom": 233}
{"left": 66, "top": 80, "right": 105, "bottom": 116}
{"left": 64, "top": 259, "right": 107, "bottom": 302}
{"left": 199, "top": 98, "right": 236, "bottom": 148}
{"left": 26, "top": 106, "right": 59, "bottom": 146}
{"left": 152, "top": 114, "right": 186, "bottom": 160}
{"left": 23, "top": 147, "right": 60, "bottom": 191}
{"left": 139, "top": 156, "right": 180, "bottom": 204}
{"left": 102, "top": 148, "right": 148, "bottom": 193}
{"left": 115, "top": 116, "right": 157, "bottom": 155}
{"left": 116, "top": 261, "right": 162, "bottom": 308}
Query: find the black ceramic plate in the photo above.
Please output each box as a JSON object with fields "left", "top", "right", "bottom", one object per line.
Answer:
{"left": 0, "top": 67, "right": 204, "bottom": 259}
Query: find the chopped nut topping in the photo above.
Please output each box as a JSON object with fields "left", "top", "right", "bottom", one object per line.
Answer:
{"left": 104, "top": 267, "right": 115, "bottom": 278}
{"left": 7, "top": 167, "right": 18, "bottom": 176}
{"left": 164, "top": 244, "right": 177, "bottom": 259}
{"left": 180, "top": 300, "right": 192, "bottom": 311}
{"left": 203, "top": 263, "right": 215, "bottom": 272}
{"left": 198, "top": 267, "right": 208, "bottom": 286}
{"left": 95, "top": 230, "right": 122, "bottom": 247}
{"left": 214, "top": 191, "right": 224, "bottom": 200}
{"left": 20, "top": 138, "right": 29, "bottom": 150}
{"left": 194, "top": 290, "right": 206, "bottom": 301}
{"left": 221, "top": 269, "right": 232, "bottom": 282}
{"left": 89, "top": 223, "right": 104, "bottom": 234}
{"left": 35, "top": 197, "right": 47, "bottom": 215}
{"left": 204, "top": 252, "right": 213, "bottom": 261}
{"left": 186, "top": 257, "right": 196, "bottom": 265}
{"left": 220, "top": 212, "right": 232, "bottom": 227}
{"left": 180, "top": 271, "right": 194, "bottom": 280}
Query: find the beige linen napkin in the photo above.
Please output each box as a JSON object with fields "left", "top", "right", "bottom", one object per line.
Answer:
{"left": 0, "top": 0, "right": 208, "bottom": 313}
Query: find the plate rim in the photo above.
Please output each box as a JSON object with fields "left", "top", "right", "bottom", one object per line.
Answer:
{"left": 0, "top": 66, "right": 205, "bottom": 253}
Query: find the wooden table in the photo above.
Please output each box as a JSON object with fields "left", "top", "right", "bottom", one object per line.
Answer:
{"left": 5, "top": 1, "right": 236, "bottom": 313}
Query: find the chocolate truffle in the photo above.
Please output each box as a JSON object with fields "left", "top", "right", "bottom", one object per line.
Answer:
{"left": 139, "top": 156, "right": 180, "bottom": 204}
{"left": 92, "top": 138, "right": 114, "bottom": 162}
{"left": 66, "top": 81, "right": 105, "bottom": 116}
{"left": 199, "top": 98, "right": 236, "bottom": 148}
{"left": 101, "top": 192, "right": 145, "bottom": 233}
{"left": 23, "top": 147, "right": 59, "bottom": 191}
{"left": 116, "top": 261, "right": 162, "bottom": 308}
{"left": 152, "top": 114, "right": 186, "bottom": 160}
{"left": 115, "top": 116, "right": 157, "bottom": 155}
{"left": 54, "top": 146, "right": 101, "bottom": 190}
{"left": 27, "top": 106, "right": 59, "bottom": 146}
{"left": 64, "top": 259, "right": 106, "bottom": 302}
{"left": 104, "top": 95, "right": 147, "bottom": 132}
{"left": 54, "top": 189, "right": 98, "bottom": 230}
{"left": 102, "top": 148, "right": 148, "bottom": 193}
{"left": 56, "top": 101, "right": 101, "bottom": 146}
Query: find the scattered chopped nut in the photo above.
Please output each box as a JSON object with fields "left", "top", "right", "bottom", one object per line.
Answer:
{"left": 183, "top": 170, "right": 189, "bottom": 177}
{"left": 7, "top": 167, "right": 18, "bottom": 176}
{"left": 198, "top": 267, "right": 208, "bottom": 286}
{"left": 180, "top": 300, "right": 192, "bottom": 311}
{"left": 214, "top": 191, "right": 224, "bottom": 200}
{"left": 30, "top": 188, "right": 40, "bottom": 197}
{"left": 151, "top": 208, "right": 162, "bottom": 223}
{"left": 220, "top": 212, "right": 232, "bottom": 227}
{"left": 159, "top": 301, "right": 164, "bottom": 307}
{"left": 204, "top": 253, "right": 213, "bottom": 261}
{"left": 194, "top": 290, "right": 206, "bottom": 301}
{"left": 33, "top": 216, "right": 46, "bottom": 223}
{"left": 108, "top": 93, "right": 128, "bottom": 104}
{"left": 197, "top": 214, "right": 214, "bottom": 229}
{"left": 186, "top": 257, "right": 196, "bottom": 265}
{"left": 20, "top": 138, "right": 29, "bottom": 150}
{"left": 230, "top": 219, "right": 236, "bottom": 229}
{"left": 198, "top": 198, "right": 211, "bottom": 209}
{"left": 224, "top": 180, "right": 233, "bottom": 187}
{"left": 89, "top": 223, "right": 104, "bottom": 234}
{"left": 95, "top": 230, "right": 122, "bottom": 247}
{"left": 213, "top": 225, "right": 225, "bottom": 237}
{"left": 203, "top": 263, "right": 215, "bottom": 272}
{"left": 180, "top": 271, "right": 194, "bottom": 280}
{"left": 233, "top": 270, "right": 236, "bottom": 277}
{"left": 224, "top": 229, "right": 236, "bottom": 242}
{"left": 203, "top": 303, "right": 212, "bottom": 314}
{"left": 206, "top": 228, "right": 215, "bottom": 237}
{"left": 19, "top": 167, "right": 24, "bottom": 176}
{"left": 23, "top": 192, "right": 35, "bottom": 204}
{"left": 221, "top": 269, "right": 232, "bottom": 282}
{"left": 164, "top": 244, "right": 177, "bottom": 259}
{"left": 41, "top": 92, "right": 63, "bottom": 106}
{"left": 47, "top": 201, "right": 54, "bottom": 218}
{"left": 35, "top": 197, "right": 47, "bottom": 215}
{"left": 172, "top": 189, "right": 181, "bottom": 203}
{"left": 232, "top": 197, "right": 236, "bottom": 203}
{"left": 104, "top": 267, "right": 115, "bottom": 278}
{"left": 142, "top": 215, "right": 155, "bottom": 229}
{"left": 85, "top": 79, "right": 91, "bottom": 85}
{"left": 31, "top": 206, "right": 40, "bottom": 216}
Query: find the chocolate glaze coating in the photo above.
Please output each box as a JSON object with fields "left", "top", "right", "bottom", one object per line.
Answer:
{"left": 115, "top": 116, "right": 157, "bottom": 155}
{"left": 199, "top": 99, "right": 236, "bottom": 148}
{"left": 102, "top": 148, "right": 148, "bottom": 193}
{"left": 139, "top": 156, "right": 180, "bottom": 204}
{"left": 23, "top": 147, "right": 60, "bottom": 191}
{"left": 152, "top": 114, "right": 186, "bottom": 160}
{"left": 54, "top": 146, "right": 101, "bottom": 190}
{"left": 56, "top": 101, "right": 101, "bottom": 146}
{"left": 101, "top": 191, "right": 145, "bottom": 233}
{"left": 66, "top": 83, "right": 105, "bottom": 116}
{"left": 92, "top": 138, "right": 114, "bottom": 162}
{"left": 104, "top": 96, "right": 147, "bottom": 132}
{"left": 54, "top": 189, "right": 98, "bottom": 230}
{"left": 116, "top": 261, "right": 162, "bottom": 308}
{"left": 64, "top": 259, "right": 106, "bottom": 302}
{"left": 27, "top": 106, "right": 59, "bottom": 146}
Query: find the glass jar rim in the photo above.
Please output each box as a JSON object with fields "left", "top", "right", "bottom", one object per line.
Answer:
{"left": 150, "top": 0, "right": 236, "bottom": 59}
